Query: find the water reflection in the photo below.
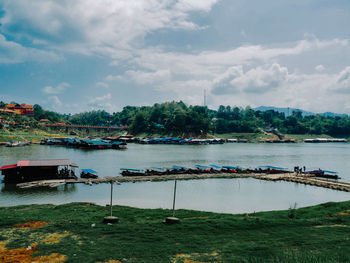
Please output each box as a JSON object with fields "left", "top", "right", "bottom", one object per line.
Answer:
{"left": 1, "top": 143, "right": 350, "bottom": 212}
{"left": 1, "top": 183, "right": 76, "bottom": 195}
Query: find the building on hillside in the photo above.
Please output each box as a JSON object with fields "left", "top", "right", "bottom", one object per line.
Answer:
{"left": 0, "top": 108, "right": 17, "bottom": 115}
{"left": 5, "top": 104, "right": 34, "bottom": 117}
{"left": 40, "top": 119, "right": 50, "bottom": 124}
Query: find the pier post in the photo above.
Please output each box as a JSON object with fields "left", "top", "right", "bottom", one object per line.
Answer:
{"left": 165, "top": 180, "right": 180, "bottom": 224}
{"left": 103, "top": 181, "right": 119, "bottom": 224}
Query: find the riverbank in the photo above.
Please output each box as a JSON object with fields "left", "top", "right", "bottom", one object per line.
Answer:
{"left": 1, "top": 201, "right": 350, "bottom": 262}
{"left": 0, "top": 128, "right": 72, "bottom": 143}
{"left": 1, "top": 127, "right": 349, "bottom": 143}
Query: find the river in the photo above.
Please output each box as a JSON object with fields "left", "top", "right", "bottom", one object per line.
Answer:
{"left": 1, "top": 143, "right": 349, "bottom": 214}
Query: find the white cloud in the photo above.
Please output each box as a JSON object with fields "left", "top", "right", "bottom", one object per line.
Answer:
{"left": 42, "top": 82, "right": 70, "bottom": 94}
{"left": 96, "top": 82, "right": 109, "bottom": 89}
{"left": 213, "top": 63, "right": 288, "bottom": 94}
{"left": 87, "top": 93, "right": 120, "bottom": 112}
{"left": 0, "top": 34, "right": 62, "bottom": 63}
{"left": 334, "top": 66, "right": 350, "bottom": 93}
{"left": 175, "top": 0, "right": 219, "bottom": 12}
{"left": 119, "top": 69, "right": 172, "bottom": 84}
{"left": 124, "top": 37, "right": 348, "bottom": 80}
{"left": 0, "top": 0, "right": 218, "bottom": 59}
{"left": 315, "top": 64, "right": 325, "bottom": 72}
{"left": 48, "top": 96, "right": 62, "bottom": 109}
{"left": 89, "top": 93, "right": 112, "bottom": 103}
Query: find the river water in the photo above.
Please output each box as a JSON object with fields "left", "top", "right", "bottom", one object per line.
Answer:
{"left": 1, "top": 143, "right": 349, "bottom": 214}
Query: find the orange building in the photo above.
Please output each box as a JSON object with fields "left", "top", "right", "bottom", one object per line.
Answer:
{"left": 5, "top": 104, "right": 34, "bottom": 117}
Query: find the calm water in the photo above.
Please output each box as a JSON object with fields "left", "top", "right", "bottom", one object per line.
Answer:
{"left": 1, "top": 143, "right": 350, "bottom": 214}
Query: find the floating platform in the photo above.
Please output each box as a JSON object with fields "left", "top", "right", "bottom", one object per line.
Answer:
{"left": 15, "top": 172, "right": 350, "bottom": 192}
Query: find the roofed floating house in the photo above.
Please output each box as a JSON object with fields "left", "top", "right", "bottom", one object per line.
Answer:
{"left": 0, "top": 159, "right": 78, "bottom": 183}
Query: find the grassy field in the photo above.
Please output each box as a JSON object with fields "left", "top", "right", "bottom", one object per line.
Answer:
{"left": 0, "top": 128, "right": 72, "bottom": 143}
{"left": 1, "top": 201, "right": 350, "bottom": 262}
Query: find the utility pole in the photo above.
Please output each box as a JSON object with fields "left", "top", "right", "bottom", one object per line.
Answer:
{"left": 103, "top": 180, "right": 119, "bottom": 224}
{"left": 165, "top": 180, "right": 180, "bottom": 224}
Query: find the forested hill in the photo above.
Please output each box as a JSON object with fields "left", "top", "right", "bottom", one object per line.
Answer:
{"left": 2, "top": 101, "right": 350, "bottom": 136}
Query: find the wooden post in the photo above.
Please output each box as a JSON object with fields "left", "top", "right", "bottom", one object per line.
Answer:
{"left": 110, "top": 181, "right": 113, "bottom": 216}
{"left": 172, "top": 180, "right": 177, "bottom": 217}
{"left": 165, "top": 180, "right": 180, "bottom": 224}
{"left": 103, "top": 180, "right": 118, "bottom": 224}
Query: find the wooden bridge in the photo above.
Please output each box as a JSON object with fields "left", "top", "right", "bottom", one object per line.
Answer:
{"left": 41, "top": 123, "right": 127, "bottom": 130}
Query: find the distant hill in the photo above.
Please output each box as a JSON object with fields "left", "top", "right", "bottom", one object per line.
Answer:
{"left": 253, "top": 106, "right": 348, "bottom": 117}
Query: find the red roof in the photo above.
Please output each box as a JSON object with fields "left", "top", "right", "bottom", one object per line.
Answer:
{"left": 40, "top": 119, "right": 50, "bottom": 122}
{"left": 5, "top": 104, "right": 33, "bottom": 109}
{"left": 21, "top": 104, "right": 33, "bottom": 109}
{"left": 17, "top": 159, "right": 78, "bottom": 167}
{"left": 0, "top": 164, "right": 17, "bottom": 170}
{"left": 0, "top": 109, "right": 17, "bottom": 113}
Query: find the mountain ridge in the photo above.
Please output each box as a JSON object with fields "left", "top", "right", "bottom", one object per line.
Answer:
{"left": 253, "top": 106, "right": 348, "bottom": 117}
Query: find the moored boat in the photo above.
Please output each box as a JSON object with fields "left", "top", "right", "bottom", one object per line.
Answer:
{"left": 120, "top": 168, "right": 146, "bottom": 176}
{"left": 81, "top": 169, "right": 98, "bottom": 179}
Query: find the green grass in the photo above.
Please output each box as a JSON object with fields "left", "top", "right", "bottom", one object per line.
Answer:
{"left": 210, "top": 132, "right": 271, "bottom": 142}
{"left": 0, "top": 128, "right": 73, "bottom": 142}
{"left": 1, "top": 201, "right": 350, "bottom": 262}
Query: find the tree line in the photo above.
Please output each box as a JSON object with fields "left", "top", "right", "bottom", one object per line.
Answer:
{"left": 1, "top": 101, "right": 350, "bottom": 136}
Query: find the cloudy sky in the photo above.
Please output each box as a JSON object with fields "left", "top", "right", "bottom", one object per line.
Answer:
{"left": 0, "top": 0, "right": 350, "bottom": 114}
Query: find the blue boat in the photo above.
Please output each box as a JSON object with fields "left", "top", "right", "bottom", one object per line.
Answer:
{"left": 81, "top": 169, "right": 98, "bottom": 179}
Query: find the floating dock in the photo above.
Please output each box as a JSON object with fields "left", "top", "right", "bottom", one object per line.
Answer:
{"left": 16, "top": 172, "right": 350, "bottom": 192}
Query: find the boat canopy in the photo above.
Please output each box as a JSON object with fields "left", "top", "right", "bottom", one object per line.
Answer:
{"left": 0, "top": 164, "right": 17, "bottom": 170}
{"left": 258, "top": 165, "right": 287, "bottom": 170}
{"left": 210, "top": 164, "right": 221, "bottom": 169}
{"left": 222, "top": 165, "right": 241, "bottom": 169}
{"left": 195, "top": 165, "right": 210, "bottom": 169}
{"left": 321, "top": 170, "right": 338, "bottom": 174}
{"left": 120, "top": 168, "right": 143, "bottom": 172}
{"left": 150, "top": 166, "right": 165, "bottom": 171}
{"left": 172, "top": 165, "right": 187, "bottom": 170}
{"left": 81, "top": 169, "right": 97, "bottom": 174}
{"left": 1, "top": 159, "right": 79, "bottom": 168}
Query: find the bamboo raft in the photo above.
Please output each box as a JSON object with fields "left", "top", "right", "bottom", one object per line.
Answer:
{"left": 16, "top": 172, "right": 350, "bottom": 192}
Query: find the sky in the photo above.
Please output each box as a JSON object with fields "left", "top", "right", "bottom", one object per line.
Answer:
{"left": 0, "top": 0, "right": 350, "bottom": 114}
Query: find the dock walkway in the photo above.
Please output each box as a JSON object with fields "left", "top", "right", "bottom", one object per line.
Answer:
{"left": 16, "top": 172, "right": 350, "bottom": 192}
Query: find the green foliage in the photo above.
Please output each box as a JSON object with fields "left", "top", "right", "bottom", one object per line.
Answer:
{"left": 69, "top": 110, "right": 112, "bottom": 126}
{"left": 2, "top": 101, "right": 350, "bottom": 136}
{"left": 33, "top": 104, "right": 65, "bottom": 123}
{"left": 1, "top": 201, "right": 350, "bottom": 262}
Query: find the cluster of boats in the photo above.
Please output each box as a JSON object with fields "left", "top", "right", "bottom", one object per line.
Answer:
{"left": 138, "top": 138, "right": 224, "bottom": 145}
{"left": 4, "top": 141, "right": 31, "bottom": 147}
{"left": 40, "top": 137, "right": 127, "bottom": 150}
{"left": 120, "top": 165, "right": 340, "bottom": 179}
{"left": 137, "top": 138, "right": 249, "bottom": 145}
{"left": 120, "top": 165, "right": 290, "bottom": 177}
{"left": 304, "top": 138, "right": 347, "bottom": 143}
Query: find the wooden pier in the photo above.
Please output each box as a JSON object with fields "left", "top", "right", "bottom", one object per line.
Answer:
{"left": 16, "top": 172, "right": 350, "bottom": 192}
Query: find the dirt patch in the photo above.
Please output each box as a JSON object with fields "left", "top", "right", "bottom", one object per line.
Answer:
{"left": 14, "top": 221, "right": 48, "bottom": 229}
{"left": 100, "top": 260, "right": 122, "bottom": 263}
{"left": 0, "top": 241, "right": 67, "bottom": 263}
{"left": 172, "top": 252, "right": 219, "bottom": 263}
{"left": 337, "top": 212, "right": 349, "bottom": 216}
{"left": 41, "top": 232, "right": 69, "bottom": 244}
{"left": 33, "top": 253, "right": 67, "bottom": 262}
